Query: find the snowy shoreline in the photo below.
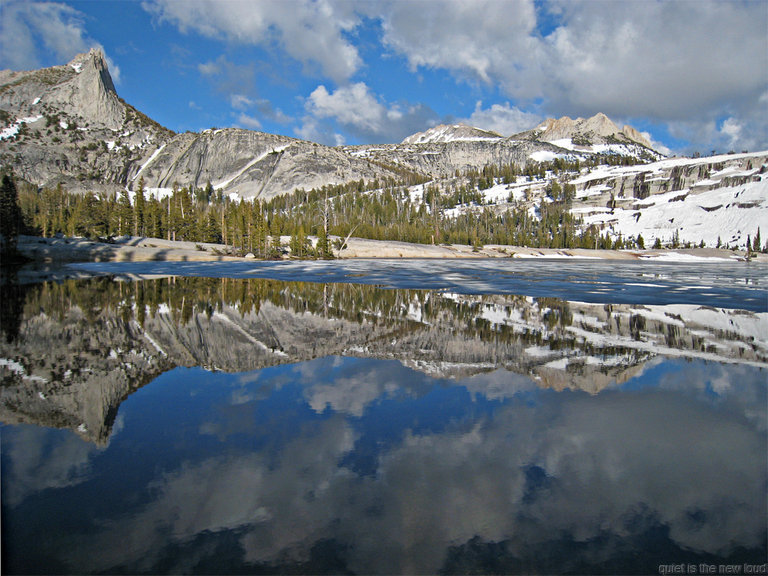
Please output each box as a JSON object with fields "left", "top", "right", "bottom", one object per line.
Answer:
{"left": 15, "top": 235, "right": 765, "bottom": 264}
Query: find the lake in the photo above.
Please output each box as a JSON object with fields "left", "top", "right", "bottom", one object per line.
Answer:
{"left": 1, "top": 258, "right": 766, "bottom": 574}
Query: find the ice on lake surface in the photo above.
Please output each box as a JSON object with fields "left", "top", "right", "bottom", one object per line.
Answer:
{"left": 1, "top": 259, "right": 766, "bottom": 574}
{"left": 70, "top": 257, "right": 768, "bottom": 310}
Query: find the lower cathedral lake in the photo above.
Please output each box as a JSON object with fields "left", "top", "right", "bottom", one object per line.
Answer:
{"left": 2, "top": 259, "right": 766, "bottom": 574}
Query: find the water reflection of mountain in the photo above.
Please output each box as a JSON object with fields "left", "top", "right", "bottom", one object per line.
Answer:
{"left": 1, "top": 276, "right": 765, "bottom": 443}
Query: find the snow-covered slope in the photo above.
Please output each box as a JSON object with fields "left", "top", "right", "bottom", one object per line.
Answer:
{"left": 401, "top": 124, "right": 503, "bottom": 144}
{"left": 570, "top": 152, "right": 767, "bottom": 248}
{"left": 410, "top": 149, "right": 767, "bottom": 251}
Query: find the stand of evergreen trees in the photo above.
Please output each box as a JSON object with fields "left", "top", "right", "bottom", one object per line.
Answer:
{"left": 6, "top": 159, "right": 764, "bottom": 258}
{"left": 1, "top": 174, "right": 22, "bottom": 256}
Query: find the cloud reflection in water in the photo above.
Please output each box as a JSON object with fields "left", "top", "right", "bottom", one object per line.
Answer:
{"left": 3, "top": 356, "right": 765, "bottom": 574}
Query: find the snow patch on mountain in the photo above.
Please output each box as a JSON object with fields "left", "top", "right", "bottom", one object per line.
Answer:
{"left": 132, "top": 144, "right": 166, "bottom": 182}
{"left": 576, "top": 176, "right": 767, "bottom": 248}
{"left": 213, "top": 143, "right": 291, "bottom": 190}
{"left": 402, "top": 124, "right": 503, "bottom": 145}
{"left": 0, "top": 115, "right": 43, "bottom": 140}
{"left": 546, "top": 137, "right": 663, "bottom": 160}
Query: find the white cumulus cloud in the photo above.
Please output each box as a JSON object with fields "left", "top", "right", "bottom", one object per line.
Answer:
{"left": 461, "top": 102, "right": 542, "bottom": 137}
{"left": 236, "top": 113, "right": 261, "bottom": 130}
{"left": 371, "top": 0, "right": 767, "bottom": 152}
{"left": 230, "top": 94, "right": 255, "bottom": 111}
{"left": 374, "top": 0, "right": 538, "bottom": 85}
{"left": 301, "top": 82, "right": 439, "bottom": 144}
{"left": 307, "top": 83, "right": 386, "bottom": 134}
{"left": 144, "top": 0, "right": 362, "bottom": 83}
{"left": 0, "top": 0, "right": 121, "bottom": 82}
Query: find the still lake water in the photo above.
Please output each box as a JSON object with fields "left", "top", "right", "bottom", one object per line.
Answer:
{"left": 1, "top": 259, "right": 767, "bottom": 574}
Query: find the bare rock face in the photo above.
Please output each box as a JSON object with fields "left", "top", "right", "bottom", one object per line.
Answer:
{"left": 572, "top": 153, "right": 768, "bottom": 210}
{"left": 1, "top": 52, "right": 663, "bottom": 201}
{"left": 0, "top": 50, "right": 171, "bottom": 194}
{"left": 620, "top": 124, "right": 652, "bottom": 148}
{"left": 131, "top": 128, "right": 402, "bottom": 199}
{"left": 518, "top": 112, "right": 653, "bottom": 149}
{"left": 347, "top": 138, "right": 565, "bottom": 178}
{"left": 51, "top": 49, "right": 124, "bottom": 130}
{"left": 1, "top": 49, "right": 122, "bottom": 130}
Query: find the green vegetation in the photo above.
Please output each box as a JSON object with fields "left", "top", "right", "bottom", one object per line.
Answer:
{"left": 9, "top": 156, "right": 667, "bottom": 258}
{"left": 1, "top": 173, "right": 24, "bottom": 258}
{"left": 9, "top": 275, "right": 590, "bottom": 357}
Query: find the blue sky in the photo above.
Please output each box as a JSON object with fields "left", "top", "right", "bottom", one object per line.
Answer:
{"left": 1, "top": 0, "right": 766, "bottom": 155}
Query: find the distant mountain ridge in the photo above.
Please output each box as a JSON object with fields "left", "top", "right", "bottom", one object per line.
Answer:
{"left": 520, "top": 112, "right": 653, "bottom": 149}
{"left": 2, "top": 50, "right": 660, "bottom": 199}
{"left": 401, "top": 124, "right": 503, "bottom": 144}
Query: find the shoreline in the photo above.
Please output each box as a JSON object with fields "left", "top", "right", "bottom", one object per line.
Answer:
{"left": 14, "top": 234, "right": 766, "bottom": 264}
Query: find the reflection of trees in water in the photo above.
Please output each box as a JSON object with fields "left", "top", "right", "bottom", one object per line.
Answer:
{"left": 0, "top": 267, "right": 29, "bottom": 343}
{"left": 12, "top": 275, "right": 767, "bottom": 368}
{"left": 1, "top": 273, "right": 765, "bottom": 445}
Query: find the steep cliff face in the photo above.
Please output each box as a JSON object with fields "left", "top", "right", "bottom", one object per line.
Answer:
{"left": 0, "top": 49, "right": 122, "bottom": 130}
{"left": 0, "top": 50, "right": 172, "bottom": 193}
{"left": 49, "top": 49, "right": 124, "bottom": 131}
{"left": 573, "top": 153, "right": 767, "bottom": 202}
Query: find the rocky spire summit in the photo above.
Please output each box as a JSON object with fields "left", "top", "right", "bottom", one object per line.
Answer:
{"left": 531, "top": 113, "right": 652, "bottom": 148}
{"left": 53, "top": 48, "right": 123, "bottom": 129}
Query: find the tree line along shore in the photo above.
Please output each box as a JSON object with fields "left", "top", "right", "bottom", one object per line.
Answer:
{"left": 2, "top": 158, "right": 765, "bottom": 264}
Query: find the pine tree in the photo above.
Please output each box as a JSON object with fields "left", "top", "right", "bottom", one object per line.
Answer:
{"left": 253, "top": 209, "right": 268, "bottom": 258}
{"left": 203, "top": 209, "right": 220, "bottom": 243}
{"left": 267, "top": 218, "right": 280, "bottom": 257}
{"left": 316, "top": 225, "right": 331, "bottom": 259}
{"left": 116, "top": 189, "right": 131, "bottom": 236}
{"left": 290, "top": 226, "right": 308, "bottom": 258}
{"left": 316, "top": 191, "right": 333, "bottom": 259}
{"left": 0, "top": 173, "right": 23, "bottom": 258}
{"left": 134, "top": 176, "right": 146, "bottom": 237}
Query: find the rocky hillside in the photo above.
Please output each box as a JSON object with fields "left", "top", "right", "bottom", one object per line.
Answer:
{"left": 344, "top": 138, "right": 562, "bottom": 179}
{"left": 344, "top": 112, "right": 660, "bottom": 179}
{"left": 0, "top": 50, "right": 172, "bottom": 193}
{"left": 570, "top": 152, "right": 768, "bottom": 247}
{"left": 452, "top": 149, "right": 767, "bottom": 249}
{"left": 2, "top": 50, "right": 661, "bottom": 200}
{"left": 0, "top": 50, "right": 404, "bottom": 199}
{"left": 128, "top": 128, "right": 400, "bottom": 201}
